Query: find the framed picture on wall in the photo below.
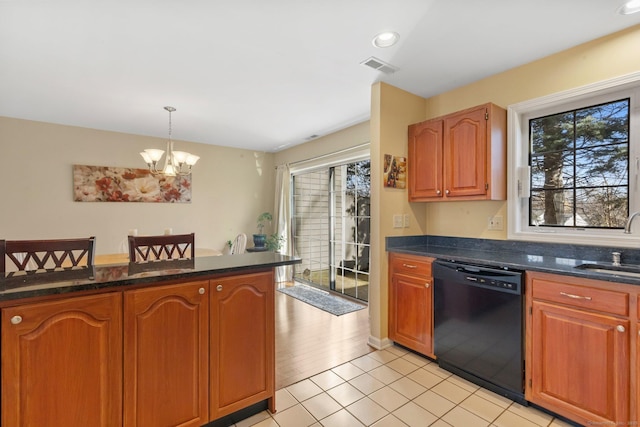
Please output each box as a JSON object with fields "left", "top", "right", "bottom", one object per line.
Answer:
{"left": 383, "top": 154, "right": 406, "bottom": 189}
{"left": 73, "top": 165, "right": 192, "bottom": 203}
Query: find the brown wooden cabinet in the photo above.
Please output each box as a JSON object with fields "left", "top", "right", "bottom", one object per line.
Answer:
{"left": 408, "top": 119, "right": 443, "bottom": 200}
{"left": 210, "top": 270, "right": 275, "bottom": 420}
{"left": 1, "top": 292, "right": 123, "bottom": 427}
{"left": 124, "top": 280, "right": 209, "bottom": 427}
{"left": 526, "top": 272, "right": 631, "bottom": 426}
{"left": 1, "top": 269, "right": 278, "bottom": 427}
{"left": 408, "top": 103, "right": 506, "bottom": 202}
{"left": 388, "top": 253, "right": 435, "bottom": 358}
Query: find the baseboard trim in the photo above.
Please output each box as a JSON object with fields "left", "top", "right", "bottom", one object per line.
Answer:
{"left": 367, "top": 335, "right": 393, "bottom": 350}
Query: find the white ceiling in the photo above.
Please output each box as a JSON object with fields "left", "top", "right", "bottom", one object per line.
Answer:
{"left": 2, "top": 0, "right": 640, "bottom": 152}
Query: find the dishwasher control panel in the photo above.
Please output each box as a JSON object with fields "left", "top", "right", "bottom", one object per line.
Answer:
{"left": 465, "top": 275, "right": 517, "bottom": 290}
{"left": 435, "top": 259, "right": 523, "bottom": 295}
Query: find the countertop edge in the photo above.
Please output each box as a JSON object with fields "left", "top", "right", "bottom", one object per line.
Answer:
{"left": 0, "top": 254, "right": 302, "bottom": 303}
{"left": 387, "top": 244, "right": 640, "bottom": 286}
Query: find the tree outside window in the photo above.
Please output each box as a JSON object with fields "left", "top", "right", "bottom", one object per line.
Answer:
{"left": 529, "top": 99, "right": 630, "bottom": 229}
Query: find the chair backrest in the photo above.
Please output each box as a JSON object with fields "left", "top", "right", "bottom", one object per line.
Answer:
{"left": 128, "top": 233, "right": 195, "bottom": 262}
{"left": 230, "top": 233, "right": 247, "bottom": 255}
{"left": 1, "top": 237, "right": 96, "bottom": 273}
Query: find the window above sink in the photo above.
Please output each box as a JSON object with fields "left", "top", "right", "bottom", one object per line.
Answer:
{"left": 508, "top": 71, "right": 640, "bottom": 248}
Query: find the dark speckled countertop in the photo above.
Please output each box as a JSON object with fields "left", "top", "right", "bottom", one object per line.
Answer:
{"left": 387, "top": 235, "right": 640, "bottom": 286}
{"left": 0, "top": 252, "right": 301, "bottom": 304}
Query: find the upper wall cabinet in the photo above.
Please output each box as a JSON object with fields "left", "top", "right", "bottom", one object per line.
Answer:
{"left": 408, "top": 103, "right": 506, "bottom": 202}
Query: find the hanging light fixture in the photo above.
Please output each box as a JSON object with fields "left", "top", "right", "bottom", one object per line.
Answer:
{"left": 140, "top": 106, "right": 200, "bottom": 176}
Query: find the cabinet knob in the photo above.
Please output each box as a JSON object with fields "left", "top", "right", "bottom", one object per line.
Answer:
{"left": 436, "top": 190, "right": 441, "bottom": 195}
{"left": 199, "top": 287, "right": 205, "bottom": 295}
{"left": 10, "top": 315, "right": 22, "bottom": 325}
{"left": 425, "top": 282, "right": 430, "bottom": 288}
{"left": 445, "top": 189, "right": 450, "bottom": 195}
{"left": 616, "top": 325, "right": 626, "bottom": 333}
{"left": 216, "top": 284, "right": 223, "bottom": 292}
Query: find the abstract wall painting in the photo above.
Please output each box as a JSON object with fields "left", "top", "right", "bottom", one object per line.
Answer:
{"left": 73, "top": 165, "right": 192, "bottom": 203}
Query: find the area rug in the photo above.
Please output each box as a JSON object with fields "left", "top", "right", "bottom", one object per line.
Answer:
{"left": 278, "top": 285, "right": 366, "bottom": 316}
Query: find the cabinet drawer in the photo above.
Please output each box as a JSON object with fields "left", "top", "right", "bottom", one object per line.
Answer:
{"left": 390, "top": 254, "right": 433, "bottom": 278}
{"left": 532, "top": 277, "right": 628, "bottom": 316}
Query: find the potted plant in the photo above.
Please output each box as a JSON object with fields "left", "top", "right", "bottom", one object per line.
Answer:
{"left": 253, "top": 212, "right": 272, "bottom": 248}
{"left": 265, "top": 233, "right": 284, "bottom": 252}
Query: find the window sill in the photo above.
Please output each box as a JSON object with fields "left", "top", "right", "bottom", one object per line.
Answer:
{"left": 508, "top": 229, "right": 640, "bottom": 249}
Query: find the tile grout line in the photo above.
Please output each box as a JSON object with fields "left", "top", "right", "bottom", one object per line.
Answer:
{"left": 252, "top": 347, "right": 566, "bottom": 427}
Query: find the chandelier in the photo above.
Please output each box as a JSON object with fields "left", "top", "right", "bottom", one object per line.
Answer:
{"left": 140, "top": 106, "right": 200, "bottom": 176}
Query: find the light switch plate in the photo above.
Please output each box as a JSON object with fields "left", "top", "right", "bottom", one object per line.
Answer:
{"left": 403, "top": 214, "right": 410, "bottom": 228}
{"left": 393, "top": 214, "right": 403, "bottom": 228}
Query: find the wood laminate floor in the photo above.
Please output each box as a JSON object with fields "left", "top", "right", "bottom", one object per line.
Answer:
{"left": 275, "top": 283, "right": 374, "bottom": 390}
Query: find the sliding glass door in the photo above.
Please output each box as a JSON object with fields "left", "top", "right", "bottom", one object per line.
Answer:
{"left": 292, "top": 160, "right": 370, "bottom": 302}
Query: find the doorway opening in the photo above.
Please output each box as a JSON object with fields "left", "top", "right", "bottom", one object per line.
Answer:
{"left": 292, "top": 160, "right": 370, "bottom": 302}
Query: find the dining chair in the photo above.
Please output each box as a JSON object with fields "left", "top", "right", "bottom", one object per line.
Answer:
{"left": 1, "top": 237, "right": 96, "bottom": 273}
{"left": 230, "top": 233, "right": 247, "bottom": 255}
{"left": 128, "top": 233, "right": 195, "bottom": 262}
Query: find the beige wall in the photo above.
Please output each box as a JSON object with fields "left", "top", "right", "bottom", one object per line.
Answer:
{"left": 369, "top": 82, "right": 427, "bottom": 346}
{"left": 273, "top": 121, "right": 369, "bottom": 166}
{"left": 423, "top": 23, "right": 640, "bottom": 239}
{"left": 0, "top": 117, "right": 275, "bottom": 255}
{"left": 369, "top": 23, "right": 640, "bottom": 346}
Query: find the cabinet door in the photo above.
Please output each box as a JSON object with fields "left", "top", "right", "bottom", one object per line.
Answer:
{"left": 408, "top": 119, "right": 443, "bottom": 201}
{"left": 443, "top": 106, "right": 487, "bottom": 198}
{"left": 529, "top": 300, "right": 629, "bottom": 425}
{"left": 389, "top": 273, "right": 433, "bottom": 357}
{"left": 210, "top": 271, "right": 275, "bottom": 420}
{"left": 2, "top": 293, "right": 122, "bottom": 427}
{"left": 124, "top": 281, "right": 209, "bottom": 427}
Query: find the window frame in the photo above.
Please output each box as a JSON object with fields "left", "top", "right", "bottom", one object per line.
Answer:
{"left": 507, "top": 71, "right": 640, "bottom": 248}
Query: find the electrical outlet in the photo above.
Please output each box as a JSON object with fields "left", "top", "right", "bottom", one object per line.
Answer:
{"left": 403, "top": 214, "right": 410, "bottom": 228}
{"left": 488, "top": 215, "right": 504, "bottom": 230}
{"left": 393, "top": 214, "right": 403, "bottom": 228}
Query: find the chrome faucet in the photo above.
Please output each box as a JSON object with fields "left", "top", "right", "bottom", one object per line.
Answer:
{"left": 624, "top": 212, "right": 640, "bottom": 234}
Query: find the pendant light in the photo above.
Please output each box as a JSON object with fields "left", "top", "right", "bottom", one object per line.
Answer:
{"left": 140, "top": 106, "right": 199, "bottom": 176}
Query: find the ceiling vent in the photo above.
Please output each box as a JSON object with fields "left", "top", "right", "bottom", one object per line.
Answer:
{"left": 360, "top": 56, "right": 398, "bottom": 74}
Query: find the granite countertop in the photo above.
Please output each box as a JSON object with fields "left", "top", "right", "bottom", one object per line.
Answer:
{"left": 386, "top": 235, "right": 640, "bottom": 286}
{"left": 0, "top": 252, "right": 301, "bottom": 303}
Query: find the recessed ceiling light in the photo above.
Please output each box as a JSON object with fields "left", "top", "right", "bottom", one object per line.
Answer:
{"left": 372, "top": 31, "right": 400, "bottom": 48}
{"left": 618, "top": 0, "right": 640, "bottom": 14}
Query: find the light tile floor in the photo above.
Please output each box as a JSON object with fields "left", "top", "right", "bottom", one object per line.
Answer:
{"left": 234, "top": 346, "right": 578, "bottom": 427}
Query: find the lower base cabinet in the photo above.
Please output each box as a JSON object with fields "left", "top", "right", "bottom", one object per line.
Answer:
{"left": 124, "top": 280, "right": 209, "bottom": 427}
{"left": 210, "top": 271, "right": 275, "bottom": 420}
{"left": 1, "top": 292, "right": 123, "bottom": 427}
{"left": 1, "top": 270, "right": 275, "bottom": 427}
{"left": 527, "top": 272, "right": 631, "bottom": 426}
{"left": 388, "top": 253, "right": 435, "bottom": 358}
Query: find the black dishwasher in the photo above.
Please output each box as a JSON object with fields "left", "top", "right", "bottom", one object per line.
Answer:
{"left": 433, "top": 259, "right": 525, "bottom": 404}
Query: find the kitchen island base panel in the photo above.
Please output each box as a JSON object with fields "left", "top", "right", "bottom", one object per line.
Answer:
{"left": 0, "top": 253, "right": 300, "bottom": 427}
{"left": 206, "top": 400, "right": 269, "bottom": 427}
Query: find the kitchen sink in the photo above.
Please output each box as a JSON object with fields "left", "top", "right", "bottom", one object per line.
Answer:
{"left": 575, "top": 263, "right": 640, "bottom": 278}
